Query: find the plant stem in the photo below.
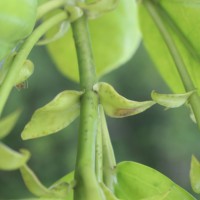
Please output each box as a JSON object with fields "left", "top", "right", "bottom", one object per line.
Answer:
{"left": 71, "top": 13, "right": 103, "bottom": 200}
{"left": 99, "top": 105, "right": 116, "bottom": 192}
{"left": 143, "top": 0, "right": 200, "bottom": 129}
{"left": 0, "top": 12, "right": 68, "bottom": 116}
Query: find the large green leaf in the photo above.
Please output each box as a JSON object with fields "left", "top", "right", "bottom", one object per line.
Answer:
{"left": 114, "top": 161, "right": 196, "bottom": 200}
{"left": 21, "top": 90, "right": 82, "bottom": 140}
{"left": 139, "top": 1, "right": 200, "bottom": 93}
{"left": 46, "top": 0, "right": 141, "bottom": 82}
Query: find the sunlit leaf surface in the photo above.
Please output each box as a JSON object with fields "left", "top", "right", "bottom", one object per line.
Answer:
{"left": 139, "top": 1, "right": 200, "bottom": 93}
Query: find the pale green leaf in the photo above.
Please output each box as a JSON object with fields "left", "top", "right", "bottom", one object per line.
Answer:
{"left": 15, "top": 60, "right": 34, "bottom": 85}
{"left": 0, "top": 143, "right": 30, "bottom": 170}
{"left": 0, "top": 109, "right": 21, "bottom": 139}
{"left": 151, "top": 90, "right": 194, "bottom": 108}
{"left": 115, "top": 161, "right": 196, "bottom": 200}
{"left": 37, "top": 21, "right": 70, "bottom": 45}
{"left": 21, "top": 90, "right": 82, "bottom": 140}
{"left": 190, "top": 155, "right": 200, "bottom": 194}
{"left": 94, "top": 82, "right": 155, "bottom": 118}
{"left": 139, "top": 1, "right": 200, "bottom": 93}
{"left": 20, "top": 164, "right": 53, "bottom": 197}
{"left": 46, "top": 0, "right": 141, "bottom": 81}
{"left": 20, "top": 164, "right": 72, "bottom": 198}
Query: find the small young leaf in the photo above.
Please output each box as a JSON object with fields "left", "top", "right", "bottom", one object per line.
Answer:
{"left": 21, "top": 90, "right": 83, "bottom": 140}
{"left": 0, "top": 109, "right": 21, "bottom": 139}
{"left": 15, "top": 59, "right": 34, "bottom": 85}
{"left": 190, "top": 155, "right": 200, "bottom": 194}
{"left": 37, "top": 21, "right": 70, "bottom": 45}
{"left": 77, "top": 0, "right": 119, "bottom": 19}
{"left": 0, "top": 143, "right": 30, "bottom": 170}
{"left": 151, "top": 90, "right": 194, "bottom": 108}
{"left": 93, "top": 82, "right": 155, "bottom": 118}
{"left": 115, "top": 161, "right": 196, "bottom": 200}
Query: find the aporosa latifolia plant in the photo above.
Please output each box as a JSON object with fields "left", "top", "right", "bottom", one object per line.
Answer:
{"left": 1, "top": 0, "right": 200, "bottom": 199}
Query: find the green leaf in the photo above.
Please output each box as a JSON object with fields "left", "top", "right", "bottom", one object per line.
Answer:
{"left": 151, "top": 90, "right": 194, "bottom": 108}
{"left": 114, "top": 161, "right": 196, "bottom": 200}
{"left": 15, "top": 59, "right": 34, "bottom": 86}
{"left": 0, "top": 109, "right": 21, "bottom": 139}
{"left": 93, "top": 82, "right": 155, "bottom": 118}
{"left": 190, "top": 155, "right": 200, "bottom": 194}
{"left": 139, "top": 1, "right": 200, "bottom": 93}
{"left": 46, "top": 0, "right": 141, "bottom": 82}
{"left": 0, "top": 143, "right": 30, "bottom": 170}
{"left": 21, "top": 90, "right": 82, "bottom": 140}
{"left": 20, "top": 164, "right": 54, "bottom": 197}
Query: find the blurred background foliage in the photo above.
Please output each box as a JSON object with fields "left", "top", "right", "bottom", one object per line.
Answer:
{"left": 0, "top": 42, "right": 200, "bottom": 199}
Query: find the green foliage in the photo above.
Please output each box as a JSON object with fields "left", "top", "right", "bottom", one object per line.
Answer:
{"left": 46, "top": 0, "right": 141, "bottom": 81}
{"left": 0, "top": 109, "right": 21, "bottom": 139}
{"left": 190, "top": 155, "right": 200, "bottom": 194}
{"left": 0, "top": 144, "right": 30, "bottom": 170}
{"left": 115, "top": 161, "right": 196, "bottom": 200}
{"left": 93, "top": 82, "right": 155, "bottom": 117}
{"left": 139, "top": 0, "right": 200, "bottom": 93}
{"left": 21, "top": 90, "right": 83, "bottom": 140}
{"left": 0, "top": 0, "right": 37, "bottom": 60}
{"left": 151, "top": 90, "right": 194, "bottom": 108}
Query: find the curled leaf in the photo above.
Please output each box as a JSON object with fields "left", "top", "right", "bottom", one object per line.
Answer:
{"left": 20, "top": 164, "right": 53, "bottom": 197}
{"left": 20, "top": 164, "right": 70, "bottom": 198}
{"left": 0, "top": 143, "right": 30, "bottom": 170}
{"left": 93, "top": 82, "right": 155, "bottom": 118}
{"left": 151, "top": 90, "right": 195, "bottom": 108}
{"left": 15, "top": 59, "right": 34, "bottom": 85}
{"left": 0, "top": 109, "right": 21, "bottom": 139}
{"left": 190, "top": 155, "right": 200, "bottom": 194}
{"left": 21, "top": 90, "right": 83, "bottom": 140}
{"left": 37, "top": 21, "right": 70, "bottom": 45}
{"left": 77, "top": 0, "right": 119, "bottom": 19}
{"left": 65, "top": 6, "right": 83, "bottom": 22}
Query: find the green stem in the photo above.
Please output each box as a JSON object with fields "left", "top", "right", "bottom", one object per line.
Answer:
{"left": 37, "top": 0, "right": 67, "bottom": 20}
{"left": 99, "top": 105, "right": 116, "bottom": 192}
{"left": 71, "top": 13, "right": 103, "bottom": 200}
{"left": 0, "top": 12, "right": 68, "bottom": 116}
{"left": 144, "top": 0, "right": 200, "bottom": 129}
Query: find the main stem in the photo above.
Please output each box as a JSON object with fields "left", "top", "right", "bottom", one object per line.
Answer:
{"left": 144, "top": 0, "right": 200, "bottom": 129}
{"left": 71, "top": 14, "right": 102, "bottom": 200}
